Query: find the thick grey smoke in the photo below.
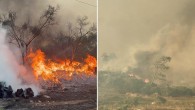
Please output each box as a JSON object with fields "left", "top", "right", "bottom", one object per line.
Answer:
{"left": 99, "top": 0, "right": 195, "bottom": 86}
{"left": 0, "top": 25, "right": 39, "bottom": 95}
{"left": 0, "top": 0, "right": 96, "bottom": 25}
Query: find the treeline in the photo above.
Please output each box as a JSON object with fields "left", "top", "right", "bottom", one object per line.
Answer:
{"left": 0, "top": 5, "right": 97, "bottom": 63}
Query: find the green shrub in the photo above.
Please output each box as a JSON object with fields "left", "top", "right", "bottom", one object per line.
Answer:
{"left": 168, "top": 86, "right": 195, "bottom": 97}
{"left": 156, "top": 96, "right": 167, "bottom": 104}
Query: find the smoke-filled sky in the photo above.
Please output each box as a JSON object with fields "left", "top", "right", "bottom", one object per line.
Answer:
{"left": 99, "top": 0, "right": 195, "bottom": 86}
{"left": 0, "top": 0, "right": 96, "bottom": 24}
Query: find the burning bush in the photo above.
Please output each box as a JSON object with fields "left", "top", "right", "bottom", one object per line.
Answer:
{"left": 26, "top": 49, "right": 96, "bottom": 88}
{"left": 0, "top": 5, "right": 97, "bottom": 90}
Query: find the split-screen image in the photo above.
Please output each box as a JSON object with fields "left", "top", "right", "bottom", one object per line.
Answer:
{"left": 0, "top": 0, "right": 195, "bottom": 110}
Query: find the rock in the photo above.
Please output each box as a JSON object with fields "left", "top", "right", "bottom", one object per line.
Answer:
{"left": 43, "top": 95, "right": 51, "bottom": 99}
{"left": 63, "top": 88, "right": 68, "bottom": 91}
{"left": 0, "top": 83, "right": 34, "bottom": 99}
{"left": 151, "top": 101, "right": 156, "bottom": 105}
{"left": 15, "top": 88, "right": 34, "bottom": 98}
{"left": 15, "top": 88, "right": 24, "bottom": 97}
{"left": 0, "top": 86, "right": 4, "bottom": 98}
{"left": 0, "top": 83, "right": 13, "bottom": 98}
{"left": 0, "top": 83, "right": 5, "bottom": 98}
{"left": 5, "top": 85, "right": 13, "bottom": 98}
{"left": 24, "top": 88, "right": 34, "bottom": 98}
{"left": 30, "top": 100, "right": 34, "bottom": 103}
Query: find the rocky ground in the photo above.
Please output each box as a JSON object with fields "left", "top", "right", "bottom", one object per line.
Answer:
{"left": 0, "top": 81, "right": 97, "bottom": 110}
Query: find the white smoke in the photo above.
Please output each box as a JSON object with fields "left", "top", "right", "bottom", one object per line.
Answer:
{"left": 0, "top": 25, "right": 39, "bottom": 95}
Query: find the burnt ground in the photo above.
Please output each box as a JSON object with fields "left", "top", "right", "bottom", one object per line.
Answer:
{"left": 0, "top": 81, "right": 97, "bottom": 110}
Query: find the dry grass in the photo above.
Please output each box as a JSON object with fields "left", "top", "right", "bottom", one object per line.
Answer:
{"left": 99, "top": 88, "right": 195, "bottom": 110}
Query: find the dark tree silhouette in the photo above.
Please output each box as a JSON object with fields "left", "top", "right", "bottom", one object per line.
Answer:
{"left": 152, "top": 56, "right": 171, "bottom": 85}
{"left": 1, "top": 5, "right": 59, "bottom": 64}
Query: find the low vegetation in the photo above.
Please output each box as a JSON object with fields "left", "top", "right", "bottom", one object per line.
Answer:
{"left": 99, "top": 71, "right": 195, "bottom": 109}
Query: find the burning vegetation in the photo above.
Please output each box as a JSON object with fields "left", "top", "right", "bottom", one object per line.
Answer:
{"left": 27, "top": 49, "right": 96, "bottom": 85}
{"left": 0, "top": 2, "right": 96, "bottom": 110}
{"left": 0, "top": 4, "right": 97, "bottom": 88}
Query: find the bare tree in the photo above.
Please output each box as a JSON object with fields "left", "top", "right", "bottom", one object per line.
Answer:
{"left": 64, "top": 16, "right": 96, "bottom": 61}
{"left": 26, "top": 15, "right": 96, "bottom": 62}
{"left": 1, "top": 5, "right": 59, "bottom": 64}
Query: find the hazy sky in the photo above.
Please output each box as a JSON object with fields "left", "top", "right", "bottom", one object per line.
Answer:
{"left": 0, "top": 0, "right": 97, "bottom": 23}
{"left": 99, "top": 0, "right": 195, "bottom": 85}
{"left": 99, "top": 0, "right": 188, "bottom": 54}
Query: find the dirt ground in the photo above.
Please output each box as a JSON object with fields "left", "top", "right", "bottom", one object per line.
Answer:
{"left": 0, "top": 81, "right": 97, "bottom": 110}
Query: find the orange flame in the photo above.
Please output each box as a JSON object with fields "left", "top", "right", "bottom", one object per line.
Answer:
{"left": 27, "top": 49, "right": 96, "bottom": 84}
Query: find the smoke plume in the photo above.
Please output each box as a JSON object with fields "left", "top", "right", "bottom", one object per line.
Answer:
{"left": 0, "top": 25, "right": 39, "bottom": 95}
{"left": 99, "top": 0, "right": 195, "bottom": 86}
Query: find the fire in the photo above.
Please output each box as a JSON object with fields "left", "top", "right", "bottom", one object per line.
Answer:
{"left": 27, "top": 49, "right": 96, "bottom": 84}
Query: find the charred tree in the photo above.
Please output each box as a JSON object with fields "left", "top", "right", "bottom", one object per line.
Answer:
{"left": 67, "top": 16, "right": 96, "bottom": 61}
{"left": 0, "top": 5, "right": 59, "bottom": 64}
